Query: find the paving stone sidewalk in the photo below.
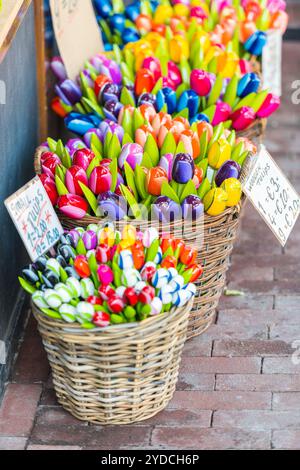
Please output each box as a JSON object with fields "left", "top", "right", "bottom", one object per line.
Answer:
{"left": 0, "top": 40, "right": 299, "bottom": 450}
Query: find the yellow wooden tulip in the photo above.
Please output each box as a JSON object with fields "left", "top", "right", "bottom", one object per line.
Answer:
{"left": 221, "top": 178, "right": 242, "bottom": 207}
{"left": 219, "top": 51, "right": 239, "bottom": 78}
{"left": 170, "top": 35, "right": 189, "bottom": 62}
{"left": 208, "top": 138, "right": 232, "bottom": 169}
{"left": 154, "top": 5, "right": 173, "bottom": 24}
{"left": 174, "top": 4, "right": 189, "bottom": 17}
{"left": 203, "top": 188, "right": 228, "bottom": 216}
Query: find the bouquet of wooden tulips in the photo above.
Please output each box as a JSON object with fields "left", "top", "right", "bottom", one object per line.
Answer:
{"left": 38, "top": 119, "right": 255, "bottom": 220}
{"left": 51, "top": 51, "right": 280, "bottom": 133}
{"left": 93, "top": 0, "right": 288, "bottom": 60}
{"left": 19, "top": 225, "right": 203, "bottom": 327}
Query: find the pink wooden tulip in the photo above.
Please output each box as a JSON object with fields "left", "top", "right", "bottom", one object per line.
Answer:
{"left": 42, "top": 154, "right": 61, "bottom": 178}
{"left": 212, "top": 102, "right": 232, "bottom": 126}
{"left": 72, "top": 148, "right": 95, "bottom": 171}
{"left": 190, "top": 69, "right": 212, "bottom": 96}
{"left": 142, "top": 57, "right": 162, "bottom": 81}
{"left": 231, "top": 106, "right": 256, "bottom": 131}
{"left": 168, "top": 62, "right": 182, "bottom": 88}
{"left": 89, "top": 165, "right": 112, "bottom": 195}
{"left": 57, "top": 194, "right": 88, "bottom": 219}
{"left": 65, "top": 166, "right": 88, "bottom": 196}
{"left": 256, "top": 93, "right": 280, "bottom": 118}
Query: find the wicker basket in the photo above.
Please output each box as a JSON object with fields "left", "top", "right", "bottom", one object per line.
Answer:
{"left": 236, "top": 118, "right": 267, "bottom": 142}
{"left": 35, "top": 146, "right": 243, "bottom": 339}
{"left": 32, "top": 300, "right": 191, "bottom": 425}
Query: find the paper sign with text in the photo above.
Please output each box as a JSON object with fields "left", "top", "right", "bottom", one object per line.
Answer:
{"left": 242, "top": 146, "right": 300, "bottom": 246}
{"left": 49, "top": 0, "right": 103, "bottom": 81}
{"left": 262, "top": 30, "right": 282, "bottom": 97}
{"left": 5, "top": 177, "right": 64, "bottom": 262}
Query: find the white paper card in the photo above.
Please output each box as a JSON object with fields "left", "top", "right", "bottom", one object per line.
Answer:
{"left": 5, "top": 177, "right": 64, "bottom": 262}
{"left": 242, "top": 146, "right": 300, "bottom": 246}
{"left": 49, "top": 0, "right": 103, "bottom": 81}
{"left": 262, "top": 29, "right": 282, "bottom": 96}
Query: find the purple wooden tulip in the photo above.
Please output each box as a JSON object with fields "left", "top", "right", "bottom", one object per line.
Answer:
{"left": 55, "top": 79, "right": 82, "bottom": 106}
{"left": 159, "top": 153, "right": 173, "bottom": 181}
{"left": 78, "top": 69, "right": 94, "bottom": 88}
{"left": 89, "top": 55, "right": 104, "bottom": 73}
{"left": 97, "top": 191, "right": 127, "bottom": 220}
{"left": 101, "top": 83, "right": 121, "bottom": 103}
{"left": 83, "top": 128, "right": 102, "bottom": 147}
{"left": 98, "top": 120, "right": 124, "bottom": 143}
{"left": 82, "top": 230, "right": 97, "bottom": 250}
{"left": 68, "top": 229, "right": 81, "bottom": 247}
{"left": 50, "top": 57, "right": 67, "bottom": 82}
{"left": 118, "top": 143, "right": 143, "bottom": 170}
{"left": 182, "top": 195, "right": 204, "bottom": 221}
{"left": 215, "top": 160, "right": 241, "bottom": 187}
{"left": 152, "top": 196, "right": 182, "bottom": 223}
{"left": 107, "top": 60, "right": 122, "bottom": 85}
{"left": 66, "top": 139, "right": 86, "bottom": 157}
{"left": 104, "top": 100, "right": 123, "bottom": 121}
{"left": 172, "top": 153, "right": 195, "bottom": 184}
{"left": 212, "top": 101, "right": 232, "bottom": 126}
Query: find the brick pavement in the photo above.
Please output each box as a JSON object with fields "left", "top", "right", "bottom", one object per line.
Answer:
{"left": 0, "top": 40, "right": 299, "bottom": 450}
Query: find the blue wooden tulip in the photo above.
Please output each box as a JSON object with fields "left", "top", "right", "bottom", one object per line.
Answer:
{"left": 123, "top": 28, "right": 140, "bottom": 44}
{"left": 93, "top": 0, "right": 111, "bottom": 18}
{"left": 244, "top": 31, "right": 267, "bottom": 57}
{"left": 109, "top": 14, "right": 125, "bottom": 34}
{"left": 126, "top": 2, "right": 141, "bottom": 21}
{"left": 172, "top": 153, "right": 195, "bottom": 184}
{"left": 237, "top": 73, "right": 260, "bottom": 98}
{"left": 190, "top": 113, "right": 210, "bottom": 124}
{"left": 65, "top": 114, "right": 97, "bottom": 136}
{"left": 177, "top": 90, "right": 199, "bottom": 118}
{"left": 156, "top": 87, "right": 177, "bottom": 114}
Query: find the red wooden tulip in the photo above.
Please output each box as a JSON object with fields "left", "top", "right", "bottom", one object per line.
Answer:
{"left": 39, "top": 174, "right": 59, "bottom": 206}
{"left": 57, "top": 194, "right": 88, "bottom": 219}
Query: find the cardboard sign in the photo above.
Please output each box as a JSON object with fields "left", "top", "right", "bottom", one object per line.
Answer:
{"left": 262, "top": 29, "right": 282, "bottom": 97}
{"left": 49, "top": 0, "right": 103, "bottom": 81}
{"left": 5, "top": 177, "right": 64, "bottom": 261}
{"left": 242, "top": 146, "right": 300, "bottom": 247}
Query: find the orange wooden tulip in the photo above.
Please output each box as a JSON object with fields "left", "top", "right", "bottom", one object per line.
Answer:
{"left": 180, "top": 130, "right": 200, "bottom": 159}
{"left": 135, "top": 68, "right": 155, "bottom": 95}
{"left": 180, "top": 246, "right": 197, "bottom": 267}
{"left": 197, "top": 121, "right": 213, "bottom": 141}
{"left": 139, "top": 103, "right": 157, "bottom": 122}
{"left": 135, "top": 125, "right": 156, "bottom": 148}
{"left": 161, "top": 256, "right": 177, "bottom": 269}
{"left": 94, "top": 74, "right": 112, "bottom": 97}
{"left": 146, "top": 167, "right": 168, "bottom": 196}
{"left": 240, "top": 21, "right": 256, "bottom": 42}
{"left": 136, "top": 14, "right": 153, "bottom": 32}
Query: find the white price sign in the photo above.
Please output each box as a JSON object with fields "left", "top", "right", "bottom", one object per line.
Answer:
{"left": 243, "top": 146, "right": 300, "bottom": 247}
{"left": 5, "top": 177, "right": 64, "bottom": 261}
{"left": 49, "top": 0, "right": 104, "bottom": 81}
{"left": 262, "top": 30, "right": 282, "bottom": 96}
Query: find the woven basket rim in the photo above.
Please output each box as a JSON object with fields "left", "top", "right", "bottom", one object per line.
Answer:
{"left": 32, "top": 299, "right": 193, "bottom": 336}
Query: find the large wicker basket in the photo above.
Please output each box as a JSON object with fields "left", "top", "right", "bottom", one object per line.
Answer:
{"left": 35, "top": 146, "right": 243, "bottom": 339}
{"left": 32, "top": 300, "right": 191, "bottom": 425}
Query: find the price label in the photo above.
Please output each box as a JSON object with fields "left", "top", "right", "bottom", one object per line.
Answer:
{"left": 5, "top": 177, "right": 64, "bottom": 261}
{"left": 262, "top": 29, "right": 282, "bottom": 96}
{"left": 242, "top": 146, "right": 300, "bottom": 246}
{"left": 49, "top": 0, "right": 103, "bottom": 81}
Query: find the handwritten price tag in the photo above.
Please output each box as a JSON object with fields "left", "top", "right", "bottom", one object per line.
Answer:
{"left": 262, "top": 29, "right": 282, "bottom": 97}
{"left": 49, "top": 0, "right": 103, "bottom": 81}
{"left": 242, "top": 146, "right": 300, "bottom": 246}
{"left": 5, "top": 177, "right": 64, "bottom": 261}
